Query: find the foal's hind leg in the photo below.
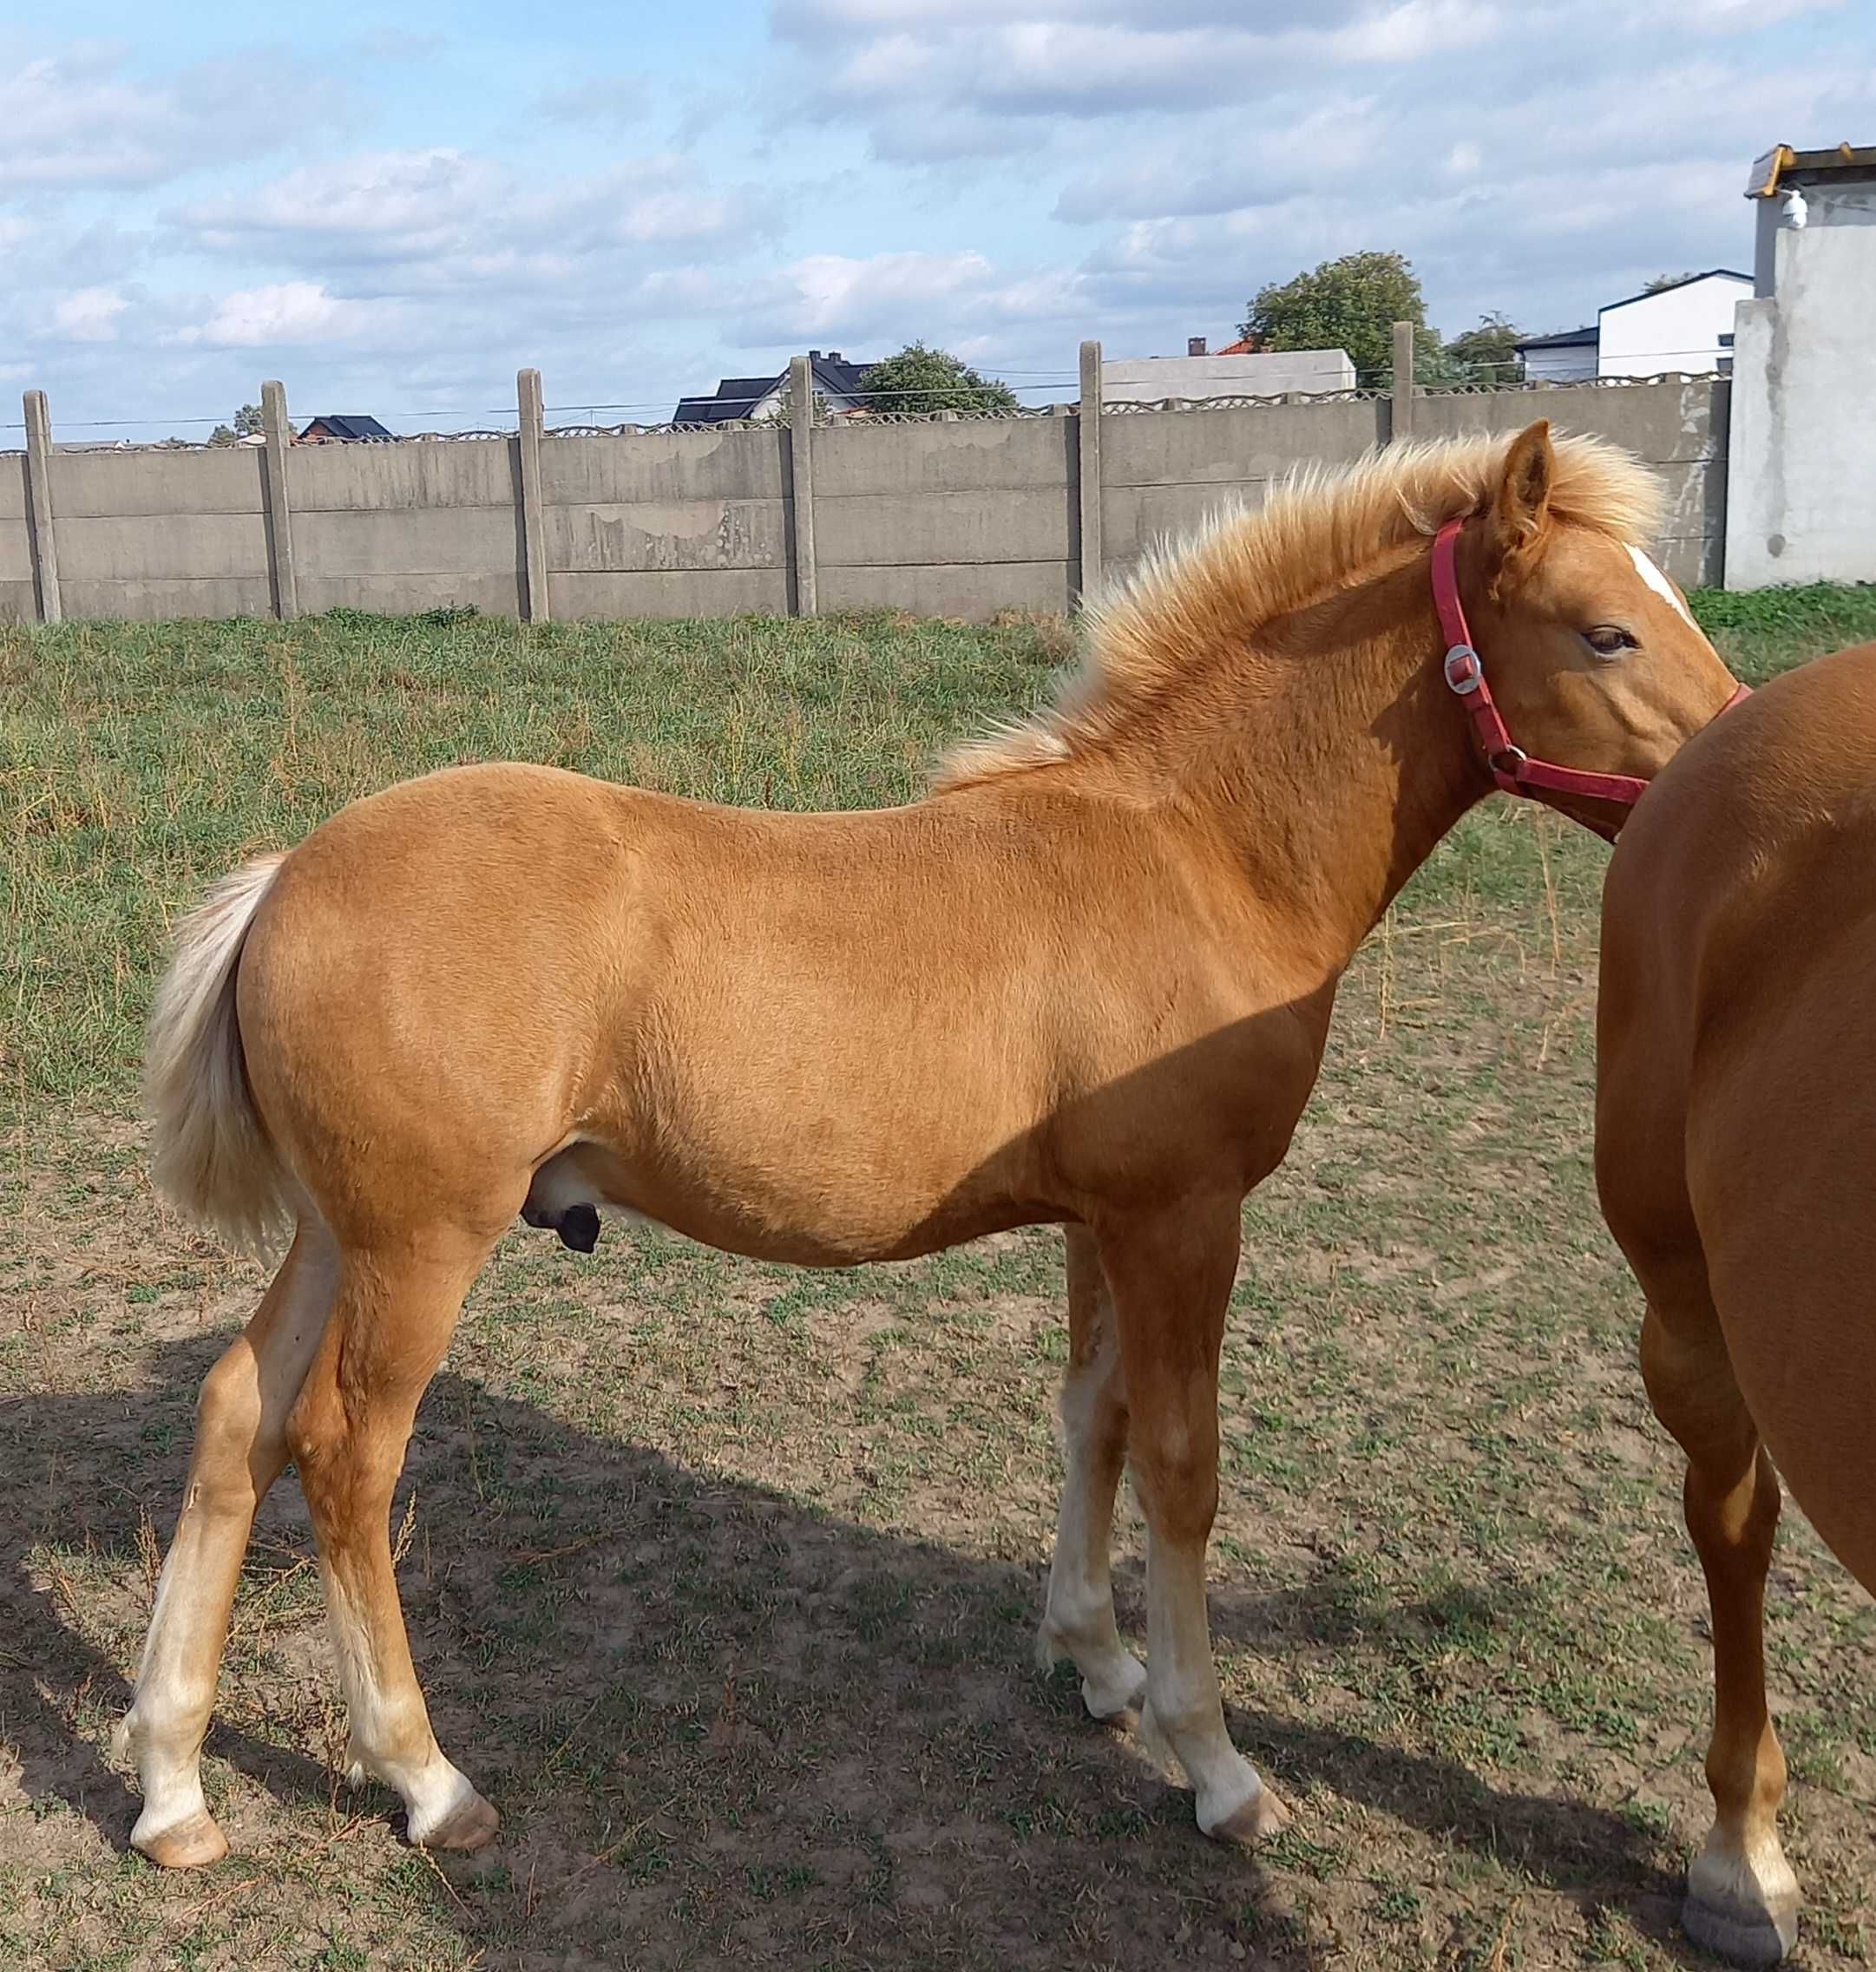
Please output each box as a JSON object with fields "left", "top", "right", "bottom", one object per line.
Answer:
{"left": 1101, "top": 1202, "right": 1286, "bottom": 1845}
{"left": 116, "top": 1221, "right": 339, "bottom": 1866}
{"left": 286, "top": 1236, "right": 498, "bottom": 1851}
{"left": 1641, "top": 1289, "right": 1798, "bottom": 1965}
{"left": 1037, "top": 1228, "right": 1148, "bottom": 1724}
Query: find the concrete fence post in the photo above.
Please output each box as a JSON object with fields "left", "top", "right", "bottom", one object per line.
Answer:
{"left": 259, "top": 379, "right": 298, "bottom": 620}
{"left": 1390, "top": 320, "right": 1418, "bottom": 442}
{"left": 1077, "top": 339, "right": 1104, "bottom": 597}
{"left": 516, "top": 367, "right": 551, "bottom": 623}
{"left": 22, "top": 390, "right": 61, "bottom": 625}
{"left": 787, "top": 354, "right": 817, "bottom": 618}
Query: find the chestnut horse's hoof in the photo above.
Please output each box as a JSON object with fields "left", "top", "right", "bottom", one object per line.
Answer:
{"left": 1204, "top": 1784, "right": 1290, "bottom": 1847}
{"left": 134, "top": 1808, "right": 230, "bottom": 1870}
{"left": 1682, "top": 1890, "right": 1798, "bottom": 1966}
{"left": 411, "top": 1788, "right": 501, "bottom": 1854}
{"left": 1684, "top": 1844, "right": 1800, "bottom": 1965}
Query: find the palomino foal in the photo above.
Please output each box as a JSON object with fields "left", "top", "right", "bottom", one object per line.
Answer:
{"left": 120, "top": 423, "right": 1742, "bottom": 1870}
{"left": 1599, "top": 641, "right": 1876, "bottom": 1965}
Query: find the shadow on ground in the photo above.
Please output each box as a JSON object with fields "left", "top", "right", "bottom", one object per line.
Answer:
{"left": 2, "top": 1336, "right": 1705, "bottom": 1969}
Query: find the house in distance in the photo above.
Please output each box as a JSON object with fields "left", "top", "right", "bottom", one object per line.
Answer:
{"left": 296, "top": 414, "right": 397, "bottom": 443}
{"left": 1514, "top": 271, "right": 1752, "bottom": 382}
{"left": 672, "top": 353, "right": 872, "bottom": 424}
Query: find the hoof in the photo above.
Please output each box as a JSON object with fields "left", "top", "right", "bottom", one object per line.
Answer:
{"left": 1685, "top": 1838, "right": 1800, "bottom": 1965}
{"left": 413, "top": 1789, "right": 500, "bottom": 1854}
{"left": 134, "top": 1808, "right": 230, "bottom": 1870}
{"left": 1086, "top": 1692, "right": 1143, "bottom": 1732}
{"left": 1204, "top": 1785, "right": 1290, "bottom": 1847}
{"left": 1683, "top": 1890, "right": 1798, "bottom": 1966}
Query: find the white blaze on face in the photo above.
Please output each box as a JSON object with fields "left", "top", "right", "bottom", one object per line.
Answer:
{"left": 1627, "top": 544, "right": 1696, "bottom": 627}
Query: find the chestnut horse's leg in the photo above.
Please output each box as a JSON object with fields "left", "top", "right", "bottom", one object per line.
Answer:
{"left": 117, "top": 1219, "right": 339, "bottom": 1867}
{"left": 285, "top": 1235, "right": 499, "bottom": 1852}
{"left": 1099, "top": 1201, "right": 1287, "bottom": 1845}
{"left": 1641, "top": 1297, "right": 1798, "bottom": 1964}
{"left": 1037, "top": 1227, "right": 1148, "bottom": 1724}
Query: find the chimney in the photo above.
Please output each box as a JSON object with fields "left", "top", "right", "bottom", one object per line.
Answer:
{"left": 809, "top": 349, "right": 822, "bottom": 360}
{"left": 827, "top": 350, "right": 842, "bottom": 363}
{"left": 1187, "top": 336, "right": 1208, "bottom": 357}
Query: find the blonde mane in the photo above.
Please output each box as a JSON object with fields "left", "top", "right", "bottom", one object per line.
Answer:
{"left": 935, "top": 428, "right": 1663, "bottom": 792}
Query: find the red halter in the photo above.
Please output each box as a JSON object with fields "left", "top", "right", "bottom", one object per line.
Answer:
{"left": 1431, "top": 517, "right": 1749, "bottom": 814}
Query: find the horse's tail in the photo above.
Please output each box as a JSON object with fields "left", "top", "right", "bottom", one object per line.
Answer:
{"left": 145, "top": 853, "right": 293, "bottom": 1255}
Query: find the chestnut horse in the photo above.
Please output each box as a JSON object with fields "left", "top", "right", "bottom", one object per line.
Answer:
{"left": 119, "top": 422, "right": 1742, "bottom": 1871}
{"left": 1598, "top": 639, "right": 1876, "bottom": 1965}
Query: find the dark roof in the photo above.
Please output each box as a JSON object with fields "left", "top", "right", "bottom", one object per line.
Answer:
{"left": 1598, "top": 269, "right": 1752, "bottom": 316}
{"left": 672, "top": 352, "right": 873, "bottom": 425}
{"left": 1513, "top": 324, "right": 1598, "bottom": 351}
{"left": 300, "top": 413, "right": 396, "bottom": 442}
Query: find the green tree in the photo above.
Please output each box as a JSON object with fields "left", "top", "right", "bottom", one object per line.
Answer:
{"left": 207, "top": 402, "right": 265, "bottom": 445}
{"left": 1443, "top": 311, "right": 1524, "bottom": 383}
{"left": 1643, "top": 272, "right": 1699, "bottom": 294}
{"left": 857, "top": 343, "right": 1019, "bottom": 416}
{"left": 1241, "top": 251, "right": 1446, "bottom": 385}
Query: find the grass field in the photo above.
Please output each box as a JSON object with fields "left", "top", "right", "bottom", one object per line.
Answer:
{"left": 3, "top": 586, "right": 1875, "bottom": 1971}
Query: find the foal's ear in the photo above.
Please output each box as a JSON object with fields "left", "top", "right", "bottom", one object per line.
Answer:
{"left": 1490, "top": 420, "right": 1554, "bottom": 578}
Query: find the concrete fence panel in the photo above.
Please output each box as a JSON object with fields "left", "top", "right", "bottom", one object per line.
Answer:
{"left": 44, "top": 446, "right": 272, "bottom": 619}
{"left": 541, "top": 426, "right": 791, "bottom": 620}
{"left": 1, "top": 458, "right": 35, "bottom": 622}
{"left": 813, "top": 416, "right": 1076, "bottom": 617}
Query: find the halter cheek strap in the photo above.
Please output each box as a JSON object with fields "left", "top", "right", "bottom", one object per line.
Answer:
{"left": 1431, "top": 517, "right": 1750, "bottom": 814}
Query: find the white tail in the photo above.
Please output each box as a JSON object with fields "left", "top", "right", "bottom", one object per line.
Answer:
{"left": 145, "top": 853, "right": 292, "bottom": 1254}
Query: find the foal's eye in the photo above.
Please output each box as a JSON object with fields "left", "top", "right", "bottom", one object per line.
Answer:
{"left": 1583, "top": 625, "right": 1637, "bottom": 658}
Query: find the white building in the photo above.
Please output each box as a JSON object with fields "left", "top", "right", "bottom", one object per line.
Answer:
{"left": 1513, "top": 270, "right": 1751, "bottom": 382}
{"left": 1101, "top": 341, "right": 1355, "bottom": 403}
{"left": 1727, "top": 141, "right": 1876, "bottom": 587}
{"left": 1597, "top": 270, "right": 1752, "bottom": 377}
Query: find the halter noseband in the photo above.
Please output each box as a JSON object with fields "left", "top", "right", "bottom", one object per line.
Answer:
{"left": 1431, "top": 516, "right": 1749, "bottom": 815}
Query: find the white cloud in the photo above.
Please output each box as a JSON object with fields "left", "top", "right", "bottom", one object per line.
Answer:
{"left": 173, "top": 282, "right": 387, "bottom": 348}
{"left": 168, "top": 149, "right": 764, "bottom": 292}
{"left": 782, "top": 0, "right": 1504, "bottom": 144}
{"left": 753, "top": 249, "right": 1088, "bottom": 348}
{"left": 51, "top": 286, "right": 128, "bottom": 342}
{"left": 0, "top": 43, "right": 339, "bottom": 190}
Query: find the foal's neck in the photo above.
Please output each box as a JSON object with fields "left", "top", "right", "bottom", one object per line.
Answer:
{"left": 1152, "top": 549, "right": 1486, "bottom": 966}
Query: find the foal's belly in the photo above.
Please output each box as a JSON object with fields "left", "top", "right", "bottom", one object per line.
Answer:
{"left": 525, "top": 1128, "right": 1049, "bottom": 1268}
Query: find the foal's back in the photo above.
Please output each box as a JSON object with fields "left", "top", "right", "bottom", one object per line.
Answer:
{"left": 1597, "top": 641, "right": 1876, "bottom": 1590}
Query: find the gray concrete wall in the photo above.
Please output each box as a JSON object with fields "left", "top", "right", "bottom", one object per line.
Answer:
{"left": 291, "top": 438, "right": 525, "bottom": 617}
{"left": 814, "top": 415, "right": 1075, "bottom": 617}
{"left": 0, "top": 455, "right": 34, "bottom": 624}
{"left": 0, "top": 375, "right": 1732, "bottom": 626}
{"left": 542, "top": 426, "right": 791, "bottom": 620}
{"left": 1727, "top": 176, "right": 1876, "bottom": 587}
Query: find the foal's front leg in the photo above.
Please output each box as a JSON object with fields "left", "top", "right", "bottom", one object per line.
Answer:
{"left": 1101, "top": 1200, "right": 1287, "bottom": 1844}
{"left": 1038, "top": 1227, "right": 1149, "bottom": 1724}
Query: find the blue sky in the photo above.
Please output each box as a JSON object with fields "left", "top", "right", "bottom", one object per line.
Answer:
{"left": 4, "top": 0, "right": 1872, "bottom": 441}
